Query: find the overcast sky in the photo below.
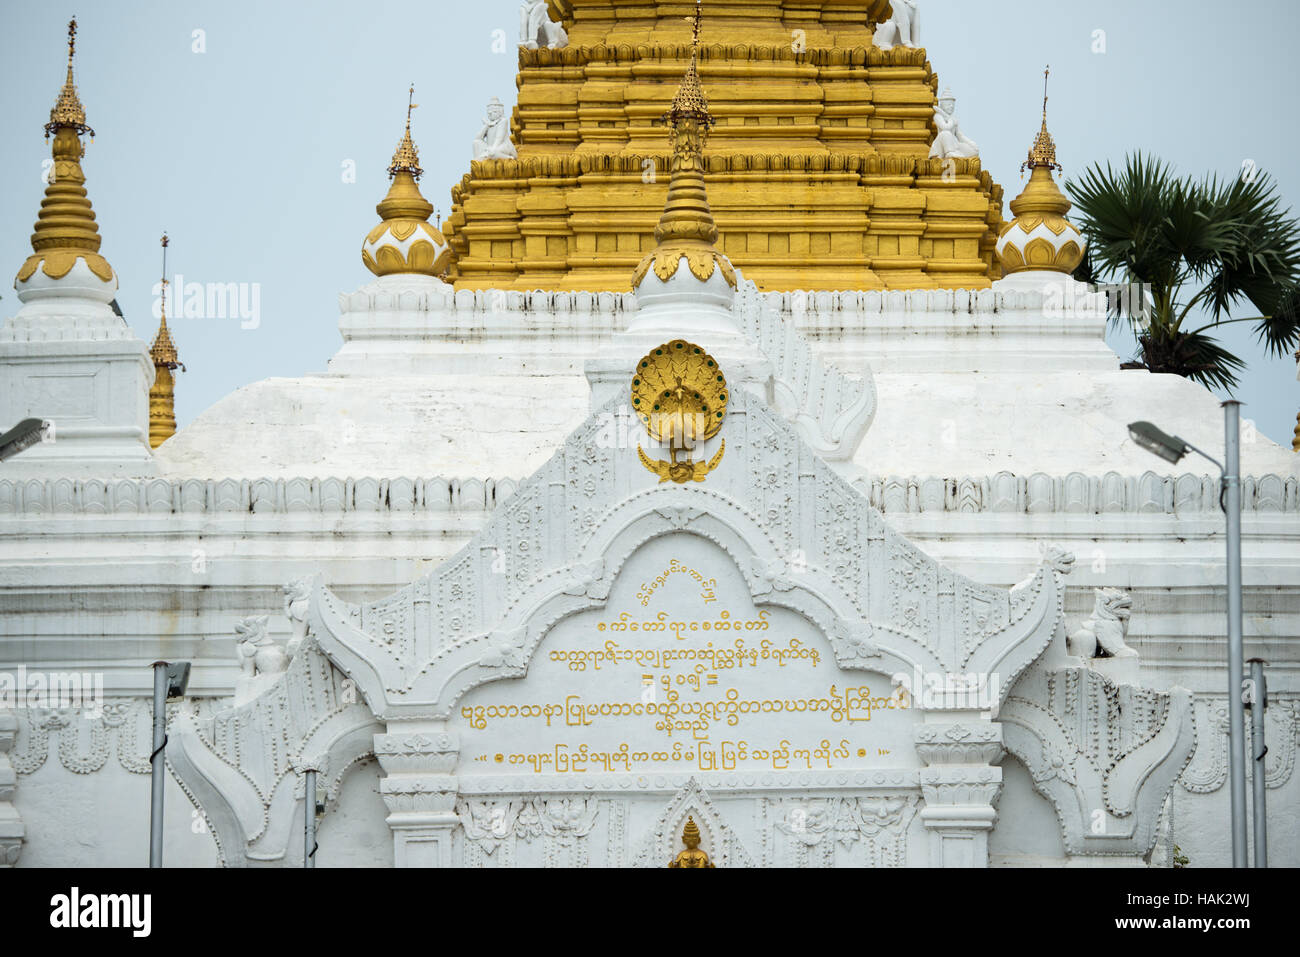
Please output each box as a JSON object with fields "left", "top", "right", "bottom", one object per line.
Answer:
{"left": 2, "top": 0, "right": 1298, "bottom": 447}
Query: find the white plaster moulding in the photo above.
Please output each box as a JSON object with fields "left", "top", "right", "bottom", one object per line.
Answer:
{"left": 0, "top": 472, "right": 1296, "bottom": 517}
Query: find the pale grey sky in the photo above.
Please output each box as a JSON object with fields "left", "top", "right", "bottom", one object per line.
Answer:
{"left": 2, "top": 0, "right": 1298, "bottom": 446}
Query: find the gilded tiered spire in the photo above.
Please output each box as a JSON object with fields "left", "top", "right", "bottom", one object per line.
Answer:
{"left": 149, "top": 234, "right": 183, "bottom": 449}
{"left": 995, "top": 67, "right": 1085, "bottom": 276}
{"left": 632, "top": 1, "right": 735, "bottom": 290}
{"left": 362, "top": 85, "right": 451, "bottom": 277}
{"left": 1023, "top": 67, "right": 1061, "bottom": 174}
{"left": 15, "top": 18, "right": 114, "bottom": 287}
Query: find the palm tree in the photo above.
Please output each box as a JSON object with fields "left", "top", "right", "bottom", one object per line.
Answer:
{"left": 1067, "top": 153, "right": 1300, "bottom": 390}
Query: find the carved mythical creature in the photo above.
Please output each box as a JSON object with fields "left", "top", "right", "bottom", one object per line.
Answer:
{"left": 668, "top": 816, "right": 714, "bottom": 868}
{"left": 473, "top": 98, "right": 518, "bottom": 161}
{"left": 633, "top": 340, "right": 729, "bottom": 484}
{"left": 284, "top": 578, "right": 311, "bottom": 657}
{"left": 1067, "top": 588, "right": 1137, "bottom": 659}
{"left": 520, "top": 0, "right": 567, "bottom": 50}
{"left": 929, "top": 88, "right": 979, "bottom": 160}
{"left": 874, "top": 0, "right": 920, "bottom": 50}
{"left": 235, "top": 615, "right": 289, "bottom": 677}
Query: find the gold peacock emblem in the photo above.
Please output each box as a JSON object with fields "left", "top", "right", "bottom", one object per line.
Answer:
{"left": 631, "top": 340, "right": 728, "bottom": 484}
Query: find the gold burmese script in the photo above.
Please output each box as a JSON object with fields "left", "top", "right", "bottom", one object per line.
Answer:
{"left": 462, "top": 684, "right": 909, "bottom": 735}
{"left": 460, "top": 555, "right": 913, "bottom": 775}
{"left": 474, "top": 738, "right": 862, "bottom": 775}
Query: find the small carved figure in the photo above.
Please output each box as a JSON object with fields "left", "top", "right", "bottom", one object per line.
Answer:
{"left": 1067, "top": 588, "right": 1137, "bottom": 659}
{"left": 520, "top": 0, "right": 567, "bottom": 50}
{"left": 473, "top": 98, "right": 518, "bottom": 161}
{"left": 929, "top": 88, "right": 979, "bottom": 160}
{"left": 874, "top": 0, "right": 920, "bottom": 50}
{"left": 235, "top": 615, "right": 289, "bottom": 677}
{"left": 284, "top": 578, "right": 311, "bottom": 658}
{"left": 668, "top": 816, "right": 715, "bottom": 868}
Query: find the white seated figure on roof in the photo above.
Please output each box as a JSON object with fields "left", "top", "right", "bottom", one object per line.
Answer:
{"left": 473, "top": 97, "right": 518, "bottom": 160}
{"left": 929, "top": 87, "right": 979, "bottom": 159}
{"left": 874, "top": 0, "right": 920, "bottom": 50}
{"left": 520, "top": 0, "right": 568, "bottom": 50}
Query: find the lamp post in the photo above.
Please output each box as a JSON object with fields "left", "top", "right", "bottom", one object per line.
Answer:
{"left": 1128, "top": 401, "right": 1249, "bottom": 868}
{"left": 149, "top": 661, "right": 191, "bottom": 868}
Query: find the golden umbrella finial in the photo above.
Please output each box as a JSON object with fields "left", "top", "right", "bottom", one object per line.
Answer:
{"left": 388, "top": 83, "right": 423, "bottom": 179}
{"left": 47, "top": 16, "right": 93, "bottom": 139}
{"left": 1022, "top": 64, "right": 1060, "bottom": 173}
{"left": 151, "top": 232, "right": 182, "bottom": 371}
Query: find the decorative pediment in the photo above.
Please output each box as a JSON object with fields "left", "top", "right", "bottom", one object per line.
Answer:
{"left": 308, "top": 389, "right": 1068, "bottom": 721}
{"left": 630, "top": 779, "right": 756, "bottom": 868}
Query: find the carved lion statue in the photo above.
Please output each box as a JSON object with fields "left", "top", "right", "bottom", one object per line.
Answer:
{"left": 1067, "top": 588, "right": 1137, "bottom": 659}
{"left": 235, "top": 615, "right": 289, "bottom": 677}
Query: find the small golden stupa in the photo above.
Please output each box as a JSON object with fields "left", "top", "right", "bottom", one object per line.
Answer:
{"left": 995, "top": 67, "right": 1085, "bottom": 276}
{"left": 149, "top": 234, "right": 183, "bottom": 449}
{"left": 362, "top": 86, "right": 451, "bottom": 278}
{"left": 631, "top": 0, "right": 735, "bottom": 291}
{"left": 15, "top": 18, "right": 115, "bottom": 287}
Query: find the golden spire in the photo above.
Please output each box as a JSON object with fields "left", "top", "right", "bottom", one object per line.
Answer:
{"left": 633, "top": 0, "right": 735, "bottom": 290}
{"left": 388, "top": 84, "right": 423, "bottom": 179}
{"left": 46, "top": 17, "right": 93, "bottom": 138}
{"left": 15, "top": 17, "right": 114, "bottom": 287}
{"left": 995, "top": 65, "right": 1084, "bottom": 276}
{"left": 1022, "top": 66, "right": 1060, "bottom": 173}
{"left": 149, "top": 234, "right": 183, "bottom": 450}
{"left": 362, "top": 86, "right": 451, "bottom": 277}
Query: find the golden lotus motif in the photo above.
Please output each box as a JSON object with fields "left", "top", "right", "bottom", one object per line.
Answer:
{"left": 632, "top": 339, "right": 728, "bottom": 484}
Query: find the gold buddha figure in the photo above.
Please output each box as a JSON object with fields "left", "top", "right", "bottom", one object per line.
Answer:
{"left": 668, "top": 816, "right": 715, "bottom": 868}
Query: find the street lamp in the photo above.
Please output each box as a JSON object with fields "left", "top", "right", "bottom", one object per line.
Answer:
{"left": 1128, "top": 401, "right": 1249, "bottom": 868}
{"left": 149, "top": 660, "right": 191, "bottom": 868}
{"left": 0, "top": 418, "right": 52, "bottom": 462}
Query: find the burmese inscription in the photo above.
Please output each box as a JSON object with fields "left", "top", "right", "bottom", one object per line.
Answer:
{"left": 455, "top": 536, "right": 916, "bottom": 776}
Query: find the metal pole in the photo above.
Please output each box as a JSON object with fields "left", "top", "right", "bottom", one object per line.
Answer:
{"left": 304, "top": 769, "right": 317, "bottom": 868}
{"left": 1222, "top": 400, "right": 1248, "bottom": 867}
{"left": 149, "top": 661, "right": 167, "bottom": 868}
{"left": 1248, "top": 658, "right": 1268, "bottom": 868}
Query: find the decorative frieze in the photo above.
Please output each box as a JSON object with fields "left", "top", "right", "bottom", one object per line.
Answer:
{"left": 3, "top": 471, "right": 1293, "bottom": 518}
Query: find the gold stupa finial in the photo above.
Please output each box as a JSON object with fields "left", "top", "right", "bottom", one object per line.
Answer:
{"left": 388, "top": 84, "right": 423, "bottom": 179}
{"left": 632, "top": 0, "right": 736, "bottom": 290}
{"left": 15, "top": 18, "right": 113, "bottom": 287}
{"left": 996, "top": 66, "right": 1084, "bottom": 276}
{"left": 46, "top": 17, "right": 93, "bottom": 139}
{"left": 1022, "top": 66, "right": 1060, "bottom": 174}
{"left": 362, "top": 87, "right": 450, "bottom": 277}
{"left": 149, "top": 233, "right": 183, "bottom": 450}
{"left": 150, "top": 233, "right": 181, "bottom": 370}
